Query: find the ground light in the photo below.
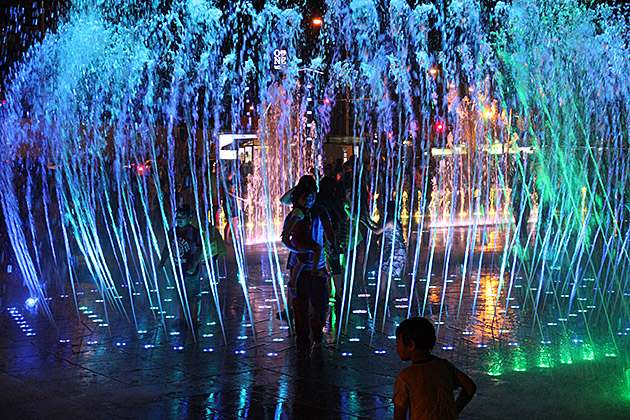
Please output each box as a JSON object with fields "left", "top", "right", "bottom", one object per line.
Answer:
{"left": 24, "top": 297, "right": 38, "bottom": 310}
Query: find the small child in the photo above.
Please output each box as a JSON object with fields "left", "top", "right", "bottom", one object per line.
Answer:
{"left": 393, "top": 317, "right": 476, "bottom": 420}
{"left": 281, "top": 185, "right": 327, "bottom": 292}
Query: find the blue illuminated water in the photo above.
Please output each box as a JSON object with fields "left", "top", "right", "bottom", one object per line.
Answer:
{"left": 0, "top": 0, "right": 628, "bottom": 384}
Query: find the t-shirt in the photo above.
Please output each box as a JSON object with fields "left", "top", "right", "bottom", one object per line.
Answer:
{"left": 285, "top": 203, "right": 330, "bottom": 271}
{"left": 288, "top": 208, "right": 312, "bottom": 249}
{"left": 393, "top": 356, "right": 462, "bottom": 420}
{"left": 172, "top": 224, "right": 202, "bottom": 276}
{"left": 207, "top": 225, "right": 227, "bottom": 259}
{"left": 381, "top": 220, "right": 407, "bottom": 277}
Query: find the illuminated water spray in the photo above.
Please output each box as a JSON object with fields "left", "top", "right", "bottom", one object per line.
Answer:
{"left": 0, "top": 0, "right": 628, "bottom": 376}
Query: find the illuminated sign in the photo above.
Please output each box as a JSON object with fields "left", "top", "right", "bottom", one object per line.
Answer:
{"left": 273, "top": 49, "right": 288, "bottom": 70}
{"left": 218, "top": 134, "right": 257, "bottom": 160}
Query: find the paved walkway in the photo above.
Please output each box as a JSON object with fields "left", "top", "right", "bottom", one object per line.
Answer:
{"left": 1, "top": 234, "right": 629, "bottom": 419}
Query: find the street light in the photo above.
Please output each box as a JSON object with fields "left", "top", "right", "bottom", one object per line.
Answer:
{"left": 313, "top": 17, "right": 323, "bottom": 26}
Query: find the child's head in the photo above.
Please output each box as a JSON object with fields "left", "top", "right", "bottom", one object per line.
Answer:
{"left": 291, "top": 181, "right": 316, "bottom": 209}
{"left": 395, "top": 317, "right": 436, "bottom": 358}
{"left": 176, "top": 204, "right": 192, "bottom": 227}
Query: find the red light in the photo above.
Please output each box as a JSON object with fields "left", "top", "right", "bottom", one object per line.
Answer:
{"left": 324, "top": 98, "right": 330, "bottom": 104}
{"left": 436, "top": 122, "right": 444, "bottom": 133}
{"left": 137, "top": 165, "right": 145, "bottom": 174}
{"left": 1, "top": 100, "right": 6, "bottom": 105}
{"left": 388, "top": 132, "right": 393, "bottom": 139}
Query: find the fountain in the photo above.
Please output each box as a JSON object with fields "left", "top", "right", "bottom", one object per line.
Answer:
{"left": 0, "top": 0, "right": 628, "bottom": 390}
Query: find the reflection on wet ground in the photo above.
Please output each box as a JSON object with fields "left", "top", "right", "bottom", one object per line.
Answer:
{"left": 0, "top": 226, "right": 629, "bottom": 419}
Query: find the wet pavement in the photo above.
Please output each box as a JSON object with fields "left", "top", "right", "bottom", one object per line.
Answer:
{"left": 1, "top": 227, "right": 629, "bottom": 419}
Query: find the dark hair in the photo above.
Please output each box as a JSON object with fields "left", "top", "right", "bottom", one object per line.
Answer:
{"left": 290, "top": 175, "right": 317, "bottom": 204}
{"left": 299, "top": 174, "right": 316, "bottom": 191}
{"left": 291, "top": 182, "right": 315, "bottom": 205}
{"left": 384, "top": 201, "right": 397, "bottom": 223}
{"left": 177, "top": 204, "right": 192, "bottom": 218}
{"left": 395, "top": 317, "right": 436, "bottom": 351}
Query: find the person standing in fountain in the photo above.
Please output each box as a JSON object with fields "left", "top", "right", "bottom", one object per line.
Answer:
{"left": 282, "top": 184, "right": 328, "bottom": 290}
{"left": 317, "top": 164, "right": 344, "bottom": 300}
{"left": 370, "top": 201, "right": 408, "bottom": 305}
{"left": 393, "top": 317, "right": 477, "bottom": 420}
{"left": 511, "top": 151, "right": 534, "bottom": 245}
{"left": 281, "top": 182, "right": 336, "bottom": 358}
{"left": 158, "top": 204, "right": 203, "bottom": 327}
{"left": 221, "top": 167, "right": 241, "bottom": 245}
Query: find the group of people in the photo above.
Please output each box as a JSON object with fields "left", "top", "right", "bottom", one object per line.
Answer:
{"left": 279, "top": 170, "right": 476, "bottom": 419}
{"left": 279, "top": 161, "right": 410, "bottom": 353}
{"left": 158, "top": 160, "right": 476, "bottom": 419}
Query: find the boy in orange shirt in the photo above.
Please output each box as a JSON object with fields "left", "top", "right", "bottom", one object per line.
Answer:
{"left": 393, "top": 317, "right": 477, "bottom": 420}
